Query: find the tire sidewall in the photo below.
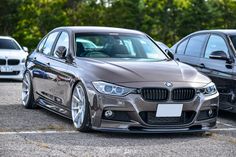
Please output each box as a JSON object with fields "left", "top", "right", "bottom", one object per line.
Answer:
{"left": 22, "top": 71, "right": 35, "bottom": 109}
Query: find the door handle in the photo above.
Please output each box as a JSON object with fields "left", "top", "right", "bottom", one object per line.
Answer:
{"left": 199, "top": 63, "right": 205, "bottom": 68}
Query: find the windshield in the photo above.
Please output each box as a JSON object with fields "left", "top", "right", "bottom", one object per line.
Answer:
{"left": 75, "top": 33, "right": 167, "bottom": 60}
{"left": 230, "top": 35, "right": 236, "bottom": 50}
{"left": 0, "top": 39, "right": 21, "bottom": 50}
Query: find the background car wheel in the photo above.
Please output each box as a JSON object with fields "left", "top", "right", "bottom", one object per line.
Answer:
{"left": 71, "top": 82, "right": 91, "bottom": 132}
{"left": 21, "top": 71, "right": 36, "bottom": 109}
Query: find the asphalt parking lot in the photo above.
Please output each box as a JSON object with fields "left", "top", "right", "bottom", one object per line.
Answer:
{"left": 0, "top": 81, "right": 236, "bottom": 157}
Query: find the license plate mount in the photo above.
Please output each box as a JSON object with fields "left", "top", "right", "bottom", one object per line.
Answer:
{"left": 156, "top": 104, "right": 183, "bottom": 117}
{"left": 0, "top": 66, "right": 13, "bottom": 72}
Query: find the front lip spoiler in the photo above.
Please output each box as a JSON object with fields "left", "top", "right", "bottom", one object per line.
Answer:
{"left": 92, "top": 126, "right": 214, "bottom": 134}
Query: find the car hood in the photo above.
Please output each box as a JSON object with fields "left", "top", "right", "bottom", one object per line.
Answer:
{"left": 76, "top": 58, "right": 211, "bottom": 84}
{"left": 0, "top": 49, "right": 28, "bottom": 59}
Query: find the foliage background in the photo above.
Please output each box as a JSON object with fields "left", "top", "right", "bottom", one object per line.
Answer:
{"left": 1, "top": 0, "right": 236, "bottom": 50}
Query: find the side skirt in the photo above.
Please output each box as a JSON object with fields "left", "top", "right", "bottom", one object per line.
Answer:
{"left": 36, "top": 96, "right": 72, "bottom": 120}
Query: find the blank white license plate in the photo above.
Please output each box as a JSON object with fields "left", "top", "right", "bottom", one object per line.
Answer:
{"left": 0, "top": 66, "right": 13, "bottom": 72}
{"left": 156, "top": 104, "right": 183, "bottom": 117}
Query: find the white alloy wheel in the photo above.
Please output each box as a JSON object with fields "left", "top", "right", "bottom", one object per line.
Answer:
{"left": 71, "top": 84, "right": 86, "bottom": 129}
{"left": 22, "top": 72, "right": 31, "bottom": 106}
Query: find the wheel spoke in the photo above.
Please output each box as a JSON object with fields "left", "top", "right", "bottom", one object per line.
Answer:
{"left": 72, "top": 106, "right": 80, "bottom": 110}
{"left": 74, "top": 111, "right": 81, "bottom": 122}
{"left": 76, "top": 87, "right": 81, "bottom": 98}
{"left": 22, "top": 93, "right": 28, "bottom": 101}
{"left": 73, "top": 95, "right": 81, "bottom": 104}
{"left": 23, "top": 79, "right": 28, "bottom": 86}
{"left": 80, "top": 110, "right": 84, "bottom": 123}
{"left": 23, "top": 88, "right": 28, "bottom": 93}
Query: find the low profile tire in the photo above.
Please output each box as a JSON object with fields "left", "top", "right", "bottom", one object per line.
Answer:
{"left": 22, "top": 71, "right": 36, "bottom": 109}
{"left": 71, "top": 82, "right": 91, "bottom": 132}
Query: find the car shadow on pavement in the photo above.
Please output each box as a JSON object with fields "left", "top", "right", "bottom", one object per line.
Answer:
{"left": 94, "top": 130, "right": 211, "bottom": 139}
{"left": 0, "top": 79, "right": 21, "bottom": 83}
{"left": 218, "top": 110, "right": 236, "bottom": 121}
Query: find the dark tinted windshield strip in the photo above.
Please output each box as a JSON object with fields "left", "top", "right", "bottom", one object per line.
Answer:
{"left": 0, "top": 39, "right": 21, "bottom": 50}
{"left": 230, "top": 36, "right": 236, "bottom": 50}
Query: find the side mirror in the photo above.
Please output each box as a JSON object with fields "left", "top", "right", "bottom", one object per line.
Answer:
{"left": 209, "top": 51, "right": 228, "bottom": 61}
{"left": 55, "top": 46, "right": 67, "bottom": 59}
{"left": 165, "top": 49, "right": 174, "bottom": 59}
{"left": 23, "top": 46, "right": 28, "bottom": 53}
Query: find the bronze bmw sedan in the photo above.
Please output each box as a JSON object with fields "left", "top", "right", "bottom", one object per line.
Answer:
{"left": 22, "top": 26, "right": 219, "bottom": 133}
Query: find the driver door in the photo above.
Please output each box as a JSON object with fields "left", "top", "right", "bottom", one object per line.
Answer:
{"left": 46, "top": 31, "right": 72, "bottom": 110}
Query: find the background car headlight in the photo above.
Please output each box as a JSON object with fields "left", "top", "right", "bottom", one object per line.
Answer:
{"left": 92, "top": 81, "right": 134, "bottom": 96}
{"left": 21, "top": 58, "right": 26, "bottom": 63}
{"left": 198, "top": 82, "right": 217, "bottom": 95}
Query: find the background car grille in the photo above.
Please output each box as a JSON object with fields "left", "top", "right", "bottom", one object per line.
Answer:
{"left": 8, "top": 59, "right": 20, "bottom": 65}
{"left": 0, "top": 71, "right": 20, "bottom": 75}
{"left": 141, "top": 88, "right": 168, "bottom": 101}
{"left": 139, "top": 111, "right": 196, "bottom": 125}
{"left": 0, "top": 59, "right": 20, "bottom": 65}
{"left": 0, "top": 59, "right": 6, "bottom": 65}
{"left": 172, "top": 88, "right": 196, "bottom": 101}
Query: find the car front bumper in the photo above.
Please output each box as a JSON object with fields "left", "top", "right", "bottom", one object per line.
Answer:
{"left": 86, "top": 82, "right": 219, "bottom": 133}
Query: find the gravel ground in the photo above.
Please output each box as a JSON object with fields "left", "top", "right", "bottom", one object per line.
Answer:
{"left": 0, "top": 81, "right": 236, "bottom": 157}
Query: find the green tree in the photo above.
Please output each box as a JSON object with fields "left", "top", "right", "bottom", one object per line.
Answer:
{"left": 67, "top": 0, "right": 106, "bottom": 26}
{"left": 1, "top": 0, "right": 236, "bottom": 50}
{"left": 175, "top": 0, "right": 212, "bottom": 38}
{"left": 141, "top": 0, "right": 182, "bottom": 45}
{"left": 13, "top": 0, "right": 69, "bottom": 50}
{"left": 0, "top": 0, "right": 21, "bottom": 35}
{"left": 104, "top": 0, "right": 144, "bottom": 29}
{"left": 207, "top": 0, "right": 236, "bottom": 28}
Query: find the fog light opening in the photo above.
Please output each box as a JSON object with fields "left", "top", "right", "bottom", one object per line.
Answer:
{"left": 208, "top": 109, "right": 214, "bottom": 118}
{"left": 104, "top": 110, "right": 114, "bottom": 118}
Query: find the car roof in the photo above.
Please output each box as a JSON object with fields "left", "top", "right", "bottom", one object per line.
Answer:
{"left": 0, "top": 36, "right": 15, "bottom": 40}
{"left": 53, "top": 26, "right": 144, "bottom": 35}
{"left": 194, "top": 29, "right": 236, "bottom": 35}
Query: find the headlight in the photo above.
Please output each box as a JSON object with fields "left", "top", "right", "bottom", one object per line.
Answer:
{"left": 92, "top": 81, "right": 134, "bottom": 96}
{"left": 198, "top": 82, "right": 217, "bottom": 95}
{"left": 21, "top": 58, "right": 26, "bottom": 63}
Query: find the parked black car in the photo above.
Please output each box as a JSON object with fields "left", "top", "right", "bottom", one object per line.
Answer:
{"left": 171, "top": 30, "right": 236, "bottom": 113}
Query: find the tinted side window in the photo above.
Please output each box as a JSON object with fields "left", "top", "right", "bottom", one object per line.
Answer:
{"left": 38, "top": 37, "right": 47, "bottom": 52}
{"left": 176, "top": 39, "right": 188, "bottom": 54}
{"left": 42, "top": 32, "right": 59, "bottom": 55}
{"left": 204, "top": 35, "right": 228, "bottom": 58}
{"left": 53, "top": 32, "right": 69, "bottom": 58}
{"left": 185, "top": 34, "right": 208, "bottom": 57}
